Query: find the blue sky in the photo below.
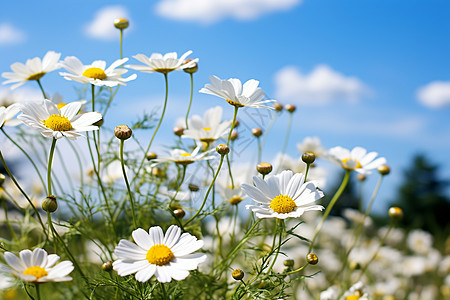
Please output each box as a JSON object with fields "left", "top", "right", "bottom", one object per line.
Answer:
{"left": 1, "top": 0, "right": 449, "bottom": 213}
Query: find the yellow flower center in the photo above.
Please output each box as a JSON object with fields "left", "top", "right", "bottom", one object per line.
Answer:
{"left": 270, "top": 194, "right": 296, "bottom": 214}
{"left": 82, "top": 67, "right": 107, "bottom": 80}
{"left": 342, "top": 158, "right": 362, "bottom": 169}
{"left": 180, "top": 153, "right": 191, "bottom": 157}
{"left": 154, "top": 68, "right": 176, "bottom": 74}
{"left": 226, "top": 99, "right": 245, "bottom": 108}
{"left": 23, "top": 266, "right": 48, "bottom": 280}
{"left": 202, "top": 127, "right": 211, "bottom": 131}
{"left": 345, "top": 295, "right": 361, "bottom": 300}
{"left": 230, "top": 196, "right": 243, "bottom": 205}
{"left": 57, "top": 103, "right": 67, "bottom": 109}
{"left": 26, "top": 72, "right": 46, "bottom": 81}
{"left": 43, "top": 114, "right": 73, "bottom": 131}
{"left": 146, "top": 244, "right": 174, "bottom": 266}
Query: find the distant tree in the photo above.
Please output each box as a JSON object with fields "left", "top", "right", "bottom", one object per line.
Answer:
{"left": 390, "top": 154, "right": 450, "bottom": 236}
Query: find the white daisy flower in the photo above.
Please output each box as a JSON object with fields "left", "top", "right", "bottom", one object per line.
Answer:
{"left": 182, "top": 106, "right": 231, "bottom": 143}
{"left": 2, "top": 51, "right": 61, "bottom": 90}
{"left": 127, "top": 50, "right": 198, "bottom": 74}
{"left": 18, "top": 99, "right": 102, "bottom": 140}
{"left": 151, "top": 146, "right": 217, "bottom": 166}
{"left": 199, "top": 75, "right": 275, "bottom": 109}
{"left": 327, "top": 146, "right": 386, "bottom": 174}
{"left": 0, "top": 103, "right": 21, "bottom": 127}
{"left": 1, "top": 248, "right": 74, "bottom": 283}
{"left": 113, "top": 225, "right": 207, "bottom": 283}
{"left": 59, "top": 56, "right": 137, "bottom": 87}
{"left": 342, "top": 281, "right": 369, "bottom": 300}
{"left": 242, "top": 170, "right": 324, "bottom": 219}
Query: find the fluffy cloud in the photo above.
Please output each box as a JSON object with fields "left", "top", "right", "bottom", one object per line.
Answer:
{"left": 155, "top": 0, "right": 302, "bottom": 24}
{"left": 274, "top": 65, "right": 370, "bottom": 105}
{"left": 0, "top": 23, "right": 26, "bottom": 45}
{"left": 84, "top": 6, "right": 130, "bottom": 41}
{"left": 416, "top": 81, "right": 450, "bottom": 109}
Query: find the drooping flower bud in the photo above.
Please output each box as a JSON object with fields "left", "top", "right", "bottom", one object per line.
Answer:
{"left": 273, "top": 102, "right": 283, "bottom": 111}
{"left": 173, "top": 127, "right": 184, "bottom": 137}
{"left": 285, "top": 104, "right": 296, "bottom": 113}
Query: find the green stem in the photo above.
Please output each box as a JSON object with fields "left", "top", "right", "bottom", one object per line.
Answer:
{"left": 47, "top": 138, "right": 57, "bottom": 195}
{"left": 0, "top": 149, "right": 47, "bottom": 237}
{"left": 160, "top": 282, "right": 168, "bottom": 300}
{"left": 227, "top": 106, "right": 239, "bottom": 146}
{"left": 2, "top": 128, "right": 46, "bottom": 192}
{"left": 120, "top": 139, "right": 137, "bottom": 228}
{"left": 35, "top": 284, "right": 41, "bottom": 300}
{"left": 308, "top": 170, "right": 350, "bottom": 252}
{"left": 133, "top": 73, "right": 169, "bottom": 184}
{"left": 285, "top": 262, "right": 309, "bottom": 276}
{"left": 36, "top": 79, "right": 46, "bottom": 99}
{"left": 119, "top": 29, "right": 124, "bottom": 60}
{"left": 2, "top": 197, "right": 17, "bottom": 240}
{"left": 267, "top": 220, "right": 283, "bottom": 274}
{"left": 91, "top": 84, "right": 95, "bottom": 112}
{"left": 185, "top": 73, "right": 194, "bottom": 129}
{"left": 184, "top": 154, "right": 225, "bottom": 227}
{"left": 304, "top": 164, "right": 310, "bottom": 183}
{"left": 257, "top": 137, "right": 262, "bottom": 163}
{"left": 170, "top": 165, "right": 187, "bottom": 207}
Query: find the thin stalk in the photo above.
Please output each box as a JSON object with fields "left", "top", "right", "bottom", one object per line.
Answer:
{"left": 91, "top": 84, "right": 95, "bottom": 112}
{"left": 2, "top": 197, "right": 17, "bottom": 240}
{"left": 0, "top": 149, "right": 47, "bottom": 236}
{"left": 47, "top": 138, "right": 57, "bottom": 195}
{"left": 35, "top": 284, "right": 41, "bottom": 300}
{"left": 133, "top": 73, "right": 169, "bottom": 184}
{"left": 335, "top": 175, "right": 384, "bottom": 279}
{"left": 184, "top": 154, "right": 225, "bottom": 227}
{"left": 36, "top": 79, "right": 46, "bottom": 98}
{"left": 160, "top": 282, "right": 168, "bottom": 300}
{"left": 257, "top": 137, "right": 262, "bottom": 163}
{"left": 308, "top": 170, "right": 350, "bottom": 252}
{"left": 185, "top": 73, "right": 194, "bottom": 129}
{"left": 267, "top": 219, "right": 283, "bottom": 274}
{"left": 225, "top": 106, "right": 239, "bottom": 189}
{"left": 170, "top": 165, "right": 187, "bottom": 207}
{"left": 276, "top": 112, "right": 293, "bottom": 173}
{"left": 285, "top": 262, "right": 309, "bottom": 276}
{"left": 2, "top": 128, "right": 46, "bottom": 192}
{"left": 120, "top": 139, "right": 137, "bottom": 228}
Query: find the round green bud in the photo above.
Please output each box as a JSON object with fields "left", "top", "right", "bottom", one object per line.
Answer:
{"left": 146, "top": 152, "right": 158, "bottom": 161}
{"left": 232, "top": 269, "right": 244, "bottom": 280}
{"left": 114, "top": 125, "right": 132, "bottom": 140}
{"left": 257, "top": 162, "right": 272, "bottom": 175}
{"left": 378, "top": 165, "right": 391, "bottom": 176}
{"left": 306, "top": 253, "right": 318, "bottom": 265}
{"left": 302, "top": 152, "right": 316, "bottom": 164}
{"left": 216, "top": 144, "right": 230, "bottom": 155}
{"left": 251, "top": 128, "right": 262, "bottom": 137}
{"left": 183, "top": 59, "right": 198, "bottom": 74}
{"left": 42, "top": 195, "right": 58, "bottom": 213}
{"left": 173, "top": 127, "right": 184, "bottom": 137}
{"left": 102, "top": 261, "right": 113, "bottom": 272}
{"left": 388, "top": 207, "right": 403, "bottom": 221}
{"left": 285, "top": 104, "right": 296, "bottom": 113}
{"left": 283, "top": 259, "right": 294, "bottom": 267}
{"left": 114, "top": 18, "right": 129, "bottom": 30}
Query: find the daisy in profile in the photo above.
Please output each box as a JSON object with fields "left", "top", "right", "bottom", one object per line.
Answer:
{"left": 113, "top": 225, "right": 206, "bottom": 283}
{"left": 182, "top": 106, "right": 231, "bottom": 143}
{"left": 2, "top": 51, "right": 61, "bottom": 89}
{"left": 126, "top": 50, "right": 197, "bottom": 74}
{"left": 18, "top": 99, "right": 102, "bottom": 140}
{"left": 0, "top": 103, "right": 21, "bottom": 128}
{"left": 59, "top": 56, "right": 136, "bottom": 87}
{"left": 327, "top": 146, "right": 386, "bottom": 174}
{"left": 1, "top": 248, "right": 74, "bottom": 283}
{"left": 199, "top": 75, "right": 274, "bottom": 109}
{"left": 242, "top": 170, "right": 324, "bottom": 219}
{"left": 151, "top": 145, "right": 216, "bottom": 166}
{"left": 297, "top": 136, "right": 327, "bottom": 158}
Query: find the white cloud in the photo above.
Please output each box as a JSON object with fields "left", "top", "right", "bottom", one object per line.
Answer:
{"left": 274, "top": 65, "right": 371, "bottom": 105}
{"left": 0, "top": 23, "right": 26, "bottom": 45}
{"left": 84, "top": 6, "right": 130, "bottom": 41}
{"left": 416, "top": 81, "right": 450, "bottom": 109}
{"left": 155, "top": 0, "right": 302, "bottom": 24}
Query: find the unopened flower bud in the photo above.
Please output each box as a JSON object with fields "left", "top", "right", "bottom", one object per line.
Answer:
{"left": 285, "top": 104, "right": 296, "bottom": 113}
{"left": 173, "top": 126, "right": 184, "bottom": 137}
{"left": 146, "top": 152, "right": 157, "bottom": 161}
{"left": 173, "top": 209, "right": 185, "bottom": 219}
{"left": 114, "top": 125, "right": 132, "bottom": 140}
{"left": 151, "top": 167, "right": 166, "bottom": 178}
{"left": 93, "top": 117, "right": 104, "bottom": 127}
{"left": 114, "top": 18, "right": 129, "bottom": 30}
{"left": 229, "top": 196, "right": 243, "bottom": 205}
{"left": 188, "top": 183, "right": 199, "bottom": 192}
{"left": 42, "top": 195, "right": 57, "bottom": 213}
{"left": 302, "top": 152, "right": 316, "bottom": 164}
{"left": 233, "top": 119, "right": 240, "bottom": 128}
{"left": 0, "top": 174, "right": 5, "bottom": 187}
{"left": 257, "top": 162, "right": 272, "bottom": 175}
{"left": 357, "top": 174, "right": 366, "bottom": 182}
{"left": 251, "top": 128, "right": 262, "bottom": 138}
{"left": 102, "top": 261, "right": 113, "bottom": 272}
{"left": 232, "top": 269, "right": 244, "bottom": 280}
{"left": 388, "top": 207, "right": 403, "bottom": 221}
{"left": 273, "top": 102, "right": 283, "bottom": 111}
{"left": 378, "top": 165, "right": 390, "bottom": 176}
{"left": 216, "top": 144, "right": 230, "bottom": 155}
{"left": 306, "top": 253, "right": 318, "bottom": 265}
{"left": 183, "top": 59, "right": 198, "bottom": 74}
{"left": 230, "top": 131, "right": 238, "bottom": 141}
{"left": 283, "top": 259, "right": 294, "bottom": 267}
{"left": 349, "top": 261, "right": 361, "bottom": 270}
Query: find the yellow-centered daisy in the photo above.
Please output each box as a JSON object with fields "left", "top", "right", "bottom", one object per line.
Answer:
{"left": 2, "top": 248, "right": 73, "bottom": 283}
{"left": 18, "top": 99, "right": 102, "bottom": 140}
{"left": 59, "top": 56, "right": 136, "bottom": 87}
{"left": 113, "top": 225, "right": 206, "bottom": 283}
{"left": 242, "top": 170, "right": 324, "bottom": 219}
{"left": 327, "top": 146, "right": 386, "bottom": 174}
{"left": 126, "top": 51, "right": 197, "bottom": 74}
